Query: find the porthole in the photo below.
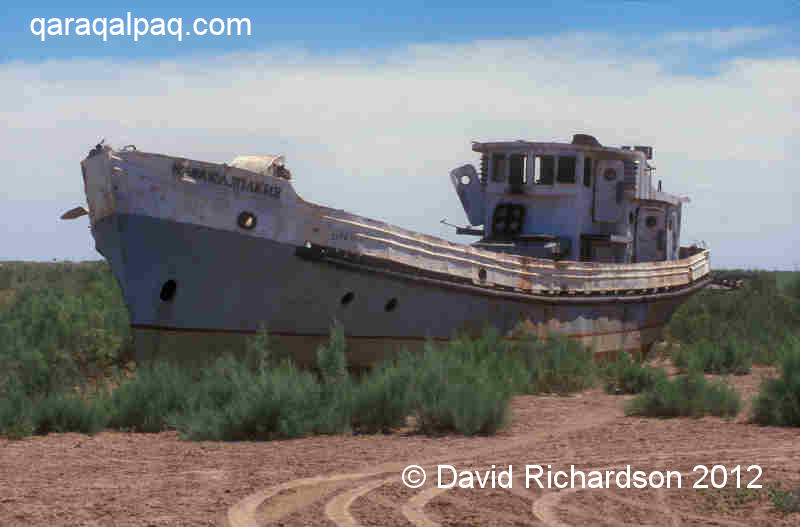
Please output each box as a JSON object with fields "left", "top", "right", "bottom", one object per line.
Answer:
{"left": 460, "top": 174, "right": 471, "bottom": 185}
{"left": 237, "top": 211, "right": 257, "bottom": 230}
{"left": 603, "top": 168, "right": 617, "bottom": 181}
{"left": 385, "top": 298, "right": 398, "bottom": 312}
{"left": 160, "top": 280, "right": 177, "bottom": 302}
{"left": 478, "top": 268, "right": 487, "bottom": 281}
{"left": 646, "top": 216, "right": 658, "bottom": 229}
{"left": 341, "top": 292, "right": 355, "bottom": 306}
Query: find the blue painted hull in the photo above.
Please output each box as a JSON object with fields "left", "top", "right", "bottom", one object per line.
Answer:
{"left": 94, "top": 213, "right": 702, "bottom": 365}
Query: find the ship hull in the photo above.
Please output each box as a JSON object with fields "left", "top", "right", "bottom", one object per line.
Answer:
{"left": 94, "top": 212, "right": 704, "bottom": 366}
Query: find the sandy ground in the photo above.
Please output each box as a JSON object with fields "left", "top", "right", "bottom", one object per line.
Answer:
{"left": 1, "top": 366, "right": 799, "bottom": 527}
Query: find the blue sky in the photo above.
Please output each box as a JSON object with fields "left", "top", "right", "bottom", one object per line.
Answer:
{"left": 1, "top": 3, "right": 799, "bottom": 268}
{"left": 4, "top": 3, "right": 799, "bottom": 65}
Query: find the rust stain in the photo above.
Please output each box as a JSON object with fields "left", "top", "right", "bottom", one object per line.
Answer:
{"left": 518, "top": 256, "right": 534, "bottom": 292}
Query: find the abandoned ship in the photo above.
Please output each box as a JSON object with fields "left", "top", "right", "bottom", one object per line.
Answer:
{"left": 69, "top": 133, "right": 710, "bottom": 364}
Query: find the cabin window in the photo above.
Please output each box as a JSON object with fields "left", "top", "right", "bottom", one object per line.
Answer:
{"left": 492, "top": 203, "right": 526, "bottom": 238}
{"left": 509, "top": 153, "right": 526, "bottom": 187}
{"left": 646, "top": 215, "right": 658, "bottom": 229}
{"left": 491, "top": 153, "right": 506, "bottom": 182}
{"left": 534, "top": 155, "right": 554, "bottom": 185}
{"left": 557, "top": 156, "right": 576, "bottom": 184}
{"left": 583, "top": 157, "right": 592, "bottom": 187}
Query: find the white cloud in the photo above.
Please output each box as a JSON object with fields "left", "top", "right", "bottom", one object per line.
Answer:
{"left": 659, "top": 27, "right": 780, "bottom": 50}
{"left": 1, "top": 30, "right": 798, "bottom": 268}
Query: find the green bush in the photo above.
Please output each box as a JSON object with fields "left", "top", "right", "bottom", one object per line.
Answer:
{"left": 625, "top": 372, "right": 741, "bottom": 418}
{"left": 107, "top": 361, "right": 194, "bottom": 432}
{"left": 514, "top": 335, "right": 597, "bottom": 394}
{"left": 768, "top": 485, "right": 800, "bottom": 514}
{"left": 0, "top": 262, "right": 132, "bottom": 399}
{"left": 313, "top": 323, "right": 354, "bottom": 434}
{"left": 0, "top": 377, "right": 34, "bottom": 439}
{"left": 666, "top": 271, "right": 800, "bottom": 366}
{"left": 351, "top": 354, "right": 416, "bottom": 433}
{"left": 752, "top": 343, "right": 800, "bottom": 427}
{"left": 412, "top": 339, "right": 511, "bottom": 436}
{"left": 173, "top": 327, "right": 356, "bottom": 441}
{"left": 2, "top": 340, "right": 79, "bottom": 398}
{"left": 32, "top": 392, "right": 107, "bottom": 435}
{"left": 0, "top": 376, "right": 107, "bottom": 438}
{"left": 602, "top": 352, "right": 667, "bottom": 394}
{"left": 673, "top": 338, "right": 752, "bottom": 375}
{"left": 174, "top": 362, "right": 328, "bottom": 441}
{"left": 784, "top": 273, "right": 800, "bottom": 300}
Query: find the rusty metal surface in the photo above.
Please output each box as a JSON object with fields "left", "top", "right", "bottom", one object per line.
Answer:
{"left": 316, "top": 213, "right": 710, "bottom": 294}
{"left": 82, "top": 145, "right": 710, "bottom": 299}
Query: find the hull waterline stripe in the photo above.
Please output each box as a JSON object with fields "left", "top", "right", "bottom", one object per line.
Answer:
{"left": 130, "top": 322, "right": 665, "bottom": 340}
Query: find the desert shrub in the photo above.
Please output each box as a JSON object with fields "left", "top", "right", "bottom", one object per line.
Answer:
{"left": 752, "top": 342, "right": 800, "bottom": 427}
{"left": 768, "top": 485, "right": 800, "bottom": 514}
{"left": 173, "top": 327, "right": 356, "bottom": 441}
{"left": 32, "top": 392, "right": 107, "bottom": 435}
{"left": 349, "top": 329, "right": 595, "bottom": 436}
{"left": 0, "top": 377, "right": 34, "bottom": 439}
{"left": 350, "top": 354, "right": 417, "bottom": 433}
{"left": 106, "top": 361, "right": 194, "bottom": 432}
{"left": 174, "top": 362, "right": 327, "bottom": 441}
{"left": 602, "top": 352, "right": 667, "bottom": 394}
{"left": 316, "top": 322, "right": 349, "bottom": 383}
{"left": 0, "top": 262, "right": 131, "bottom": 396}
{"left": 412, "top": 339, "right": 511, "bottom": 436}
{"left": 313, "top": 322, "right": 353, "bottom": 434}
{"left": 625, "top": 372, "right": 741, "bottom": 418}
{"left": 514, "top": 335, "right": 597, "bottom": 394}
{"left": 244, "top": 323, "right": 294, "bottom": 371}
{"left": 666, "top": 271, "right": 800, "bottom": 366}
{"left": 673, "top": 338, "right": 752, "bottom": 375}
{"left": 785, "top": 273, "right": 800, "bottom": 300}
{"left": 1, "top": 339, "right": 79, "bottom": 398}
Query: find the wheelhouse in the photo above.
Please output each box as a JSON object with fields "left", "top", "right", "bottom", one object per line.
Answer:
{"left": 449, "top": 134, "right": 687, "bottom": 264}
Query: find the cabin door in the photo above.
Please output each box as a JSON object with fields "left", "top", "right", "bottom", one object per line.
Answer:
{"left": 594, "top": 160, "right": 623, "bottom": 223}
{"left": 665, "top": 210, "right": 674, "bottom": 260}
{"left": 637, "top": 207, "right": 666, "bottom": 261}
{"left": 665, "top": 209, "right": 678, "bottom": 260}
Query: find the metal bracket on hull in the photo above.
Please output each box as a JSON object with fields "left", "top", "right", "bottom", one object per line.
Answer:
{"left": 295, "top": 242, "right": 327, "bottom": 261}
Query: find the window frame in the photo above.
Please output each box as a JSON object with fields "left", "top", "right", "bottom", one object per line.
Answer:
{"left": 491, "top": 153, "right": 507, "bottom": 183}
{"left": 508, "top": 152, "right": 527, "bottom": 187}
{"left": 556, "top": 155, "right": 577, "bottom": 184}
{"left": 533, "top": 154, "right": 555, "bottom": 185}
{"left": 583, "top": 156, "right": 592, "bottom": 187}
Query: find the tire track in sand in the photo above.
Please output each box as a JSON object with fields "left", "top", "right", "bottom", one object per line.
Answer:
{"left": 224, "top": 408, "right": 800, "bottom": 527}
{"left": 225, "top": 403, "right": 619, "bottom": 526}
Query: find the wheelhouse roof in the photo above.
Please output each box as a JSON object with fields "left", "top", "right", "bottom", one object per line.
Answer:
{"left": 471, "top": 140, "right": 638, "bottom": 158}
